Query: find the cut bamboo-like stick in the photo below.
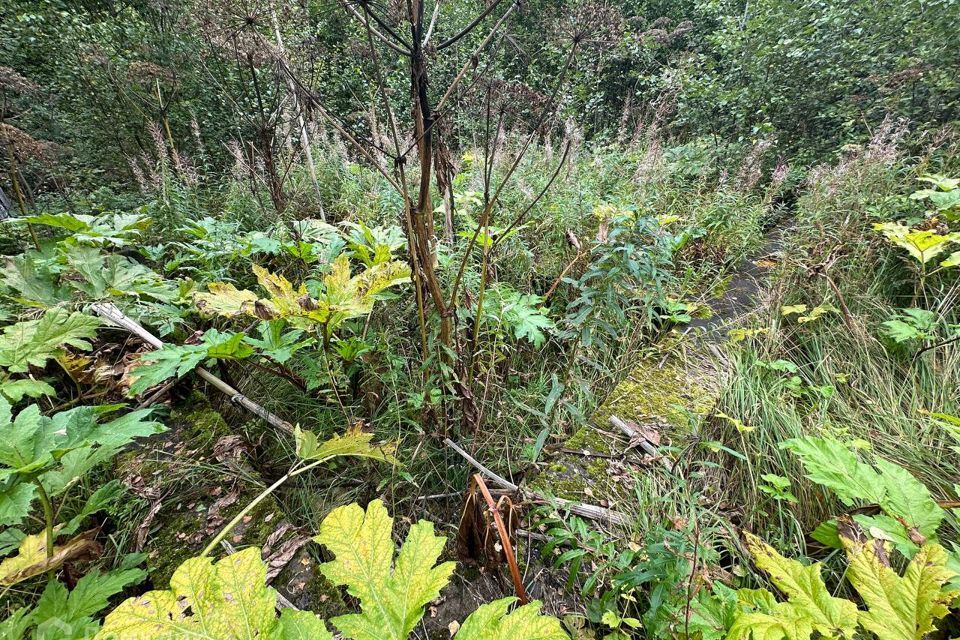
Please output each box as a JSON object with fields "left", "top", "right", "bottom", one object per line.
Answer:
{"left": 444, "top": 437, "right": 630, "bottom": 526}
{"left": 90, "top": 302, "right": 295, "bottom": 435}
{"left": 609, "top": 415, "right": 674, "bottom": 472}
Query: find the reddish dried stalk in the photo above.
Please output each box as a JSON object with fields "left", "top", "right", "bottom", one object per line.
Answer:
{"left": 472, "top": 473, "right": 528, "bottom": 604}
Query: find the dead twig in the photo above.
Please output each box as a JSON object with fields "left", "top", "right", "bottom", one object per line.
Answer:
{"left": 609, "top": 415, "right": 674, "bottom": 472}
{"left": 444, "top": 438, "right": 630, "bottom": 526}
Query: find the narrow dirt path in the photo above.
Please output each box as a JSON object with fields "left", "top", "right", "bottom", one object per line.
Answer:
{"left": 527, "top": 220, "right": 792, "bottom": 513}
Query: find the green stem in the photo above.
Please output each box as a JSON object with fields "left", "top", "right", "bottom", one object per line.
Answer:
{"left": 467, "top": 243, "right": 491, "bottom": 385}
{"left": 34, "top": 480, "right": 56, "bottom": 579}
{"left": 201, "top": 459, "right": 326, "bottom": 557}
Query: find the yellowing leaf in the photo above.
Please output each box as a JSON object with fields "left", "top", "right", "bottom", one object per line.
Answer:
{"left": 941, "top": 251, "right": 960, "bottom": 268}
{"left": 873, "top": 222, "right": 959, "bottom": 264}
{"left": 781, "top": 304, "right": 807, "bottom": 316}
{"left": 744, "top": 532, "right": 858, "bottom": 639}
{"left": 194, "top": 282, "right": 259, "bottom": 317}
{"left": 194, "top": 260, "right": 410, "bottom": 335}
{"left": 95, "top": 547, "right": 331, "bottom": 639}
{"left": 314, "top": 500, "right": 455, "bottom": 640}
{"left": 295, "top": 424, "right": 398, "bottom": 464}
{"left": 0, "top": 529, "right": 100, "bottom": 586}
{"left": 454, "top": 597, "right": 568, "bottom": 640}
{"left": 797, "top": 303, "right": 837, "bottom": 324}
{"left": 728, "top": 606, "right": 815, "bottom": 640}
{"left": 844, "top": 540, "right": 958, "bottom": 640}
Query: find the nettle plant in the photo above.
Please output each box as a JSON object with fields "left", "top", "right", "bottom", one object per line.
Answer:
{"left": 96, "top": 500, "right": 568, "bottom": 640}
{"left": 693, "top": 437, "right": 960, "bottom": 640}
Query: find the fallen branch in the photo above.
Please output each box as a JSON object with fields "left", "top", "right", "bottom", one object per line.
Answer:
{"left": 444, "top": 438, "right": 630, "bottom": 526}
{"left": 90, "top": 303, "right": 295, "bottom": 435}
{"left": 609, "top": 415, "right": 674, "bottom": 472}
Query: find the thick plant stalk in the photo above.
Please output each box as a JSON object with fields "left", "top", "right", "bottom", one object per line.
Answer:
{"left": 90, "top": 303, "right": 294, "bottom": 434}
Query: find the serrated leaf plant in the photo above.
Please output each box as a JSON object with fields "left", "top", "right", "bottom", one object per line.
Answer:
{"left": 126, "top": 328, "right": 254, "bottom": 395}
{"left": 2, "top": 564, "right": 146, "bottom": 640}
{"left": 99, "top": 500, "right": 569, "bottom": 640}
{"left": 0, "top": 397, "right": 164, "bottom": 584}
{"left": 726, "top": 531, "right": 958, "bottom": 640}
{"left": 194, "top": 257, "right": 410, "bottom": 342}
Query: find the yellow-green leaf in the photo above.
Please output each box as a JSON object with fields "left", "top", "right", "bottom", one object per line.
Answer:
{"left": 314, "top": 500, "right": 455, "bottom": 640}
{"left": 745, "top": 532, "right": 858, "bottom": 638}
{"left": 454, "top": 597, "right": 569, "bottom": 640}
{"left": 0, "top": 529, "right": 100, "bottom": 586}
{"left": 295, "top": 424, "right": 398, "bottom": 464}
{"left": 728, "top": 606, "right": 815, "bottom": 640}
{"left": 844, "top": 540, "right": 958, "bottom": 640}
{"left": 194, "top": 282, "right": 259, "bottom": 317}
{"left": 95, "top": 547, "right": 330, "bottom": 639}
{"left": 873, "top": 222, "right": 959, "bottom": 264}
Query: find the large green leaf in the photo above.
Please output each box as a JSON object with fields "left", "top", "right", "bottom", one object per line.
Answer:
{"left": 95, "top": 547, "right": 330, "bottom": 639}
{"left": 0, "top": 377, "right": 56, "bottom": 402}
{"left": 315, "top": 499, "right": 454, "bottom": 640}
{"left": 745, "top": 532, "right": 858, "bottom": 639}
{"left": 128, "top": 330, "right": 252, "bottom": 395}
{"left": 780, "top": 437, "right": 884, "bottom": 505}
{"left": 0, "top": 308, "right": 100, "bottom": 374}
{"left": 873, "top": 458, "right": 944, "bottom": 541}
{"left": 0, "top": 402, "right": 56, "bottom": 476}
{"left": 844, "top": 539, "right": 958, "bottom": 640}
{"left": 0, "top": 253, "right": 67, "bottom": 306}
{"left": 455, "top": 597, "right": 568, "bottom": 640}
{"left": 28, "top": 568, "right": 145, "bottom": 640}
{"left": 66, "top": 248, "right": 175, "bottom": 302}
{"left": 0, "top": 482, "right": 35, "bottom": 528}
{"left": 784, "top": 438, "right": 946, "bottom": 544}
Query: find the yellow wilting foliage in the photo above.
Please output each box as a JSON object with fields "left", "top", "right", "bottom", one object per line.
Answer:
{"left": 95, "top": 548, "right": 329, "bottom": 639}
{"left": 97, "top": 500, "right": 569, "bottom": 640}
{"left": 0, "top": 529, "right": 100, "bottom": 586}
{"left": 194, "top": 257, "right": 410, "bottom": 337}
{"left": 728, "top": 531, "right": 959, "bottom": 640}
{"left": 294, "top": 423, "right": 398, "bottom": 463}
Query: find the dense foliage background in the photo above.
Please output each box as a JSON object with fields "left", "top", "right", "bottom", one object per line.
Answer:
{"left": 1, "top": 0, "right": 959, "bottom": 639}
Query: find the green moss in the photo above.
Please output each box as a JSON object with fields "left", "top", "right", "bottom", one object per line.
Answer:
{"left": 565, "top": 426, "right": 612, "bottom": 454}
{"left": 528, "top": 352, "right": 719, "bottom": 504}
{"left": 527, "top": 427, "right": 628, "bottom": 502}
{"left": 591, "top": 357, "right": 716, "bottom": 430}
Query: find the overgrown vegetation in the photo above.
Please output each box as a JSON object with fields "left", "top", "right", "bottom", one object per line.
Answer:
{"left": 1, "top": 0, "right": 958, "bottom": 638}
